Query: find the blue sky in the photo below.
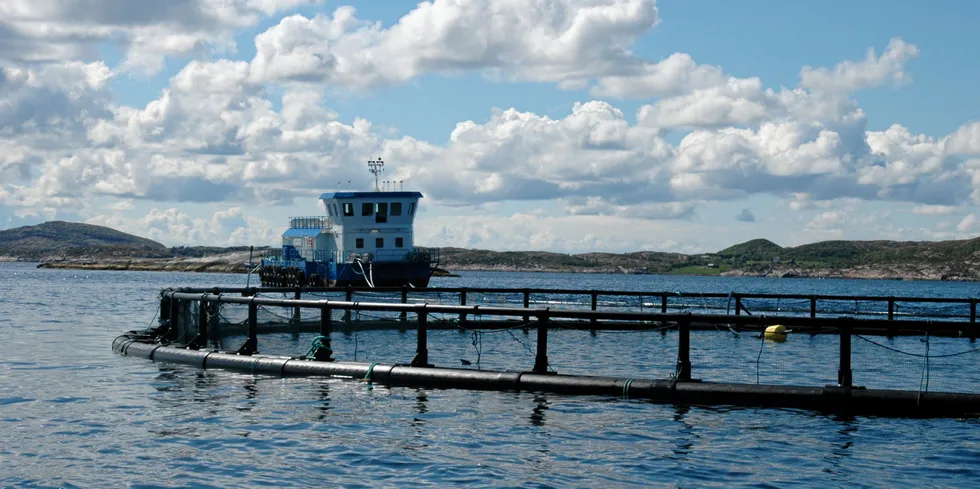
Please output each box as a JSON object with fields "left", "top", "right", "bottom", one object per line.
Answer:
{"left": 2, "top": 0, "right": 980, "bottom": 253}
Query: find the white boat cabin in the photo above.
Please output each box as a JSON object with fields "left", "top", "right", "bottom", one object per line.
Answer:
{"left": 320, "top": 191, "right": 421, "bottom": 262}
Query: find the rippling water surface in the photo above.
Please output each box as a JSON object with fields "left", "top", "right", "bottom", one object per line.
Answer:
{"left": 2, "top": 263, "right": 979, "bottom": 488}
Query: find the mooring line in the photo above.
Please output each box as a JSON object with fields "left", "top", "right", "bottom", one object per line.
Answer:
{"left": 364, "top": 362, "right": 380, "bottom": 382}
{"left": 623, "top": 378, "right": 635, "bottom": 398}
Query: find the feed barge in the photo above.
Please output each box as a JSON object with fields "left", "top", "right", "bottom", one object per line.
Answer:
{"left": 257, "top": 158, "right": 439, "bottom": 288}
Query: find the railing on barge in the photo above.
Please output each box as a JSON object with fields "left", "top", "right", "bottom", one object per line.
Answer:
{"left": 110, "top": 287, "right": 980, "bottom": 418}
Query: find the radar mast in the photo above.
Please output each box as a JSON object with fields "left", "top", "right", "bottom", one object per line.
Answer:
{"left": 368, "top": 157, "right": 385, "bottom": 191}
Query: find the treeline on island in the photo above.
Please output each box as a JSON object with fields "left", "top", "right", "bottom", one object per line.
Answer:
{"left": 2, "top": 221, "right": 979, "bottom": 281}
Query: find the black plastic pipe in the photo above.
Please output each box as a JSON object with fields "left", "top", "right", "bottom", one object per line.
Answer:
{"left": 113, "top": 337, "right": 980, "bottom": 418}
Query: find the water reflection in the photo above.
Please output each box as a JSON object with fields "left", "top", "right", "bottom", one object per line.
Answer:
{"left": 670, "top": 404, "right": 697, "bottom": 459}
{"left": 530, "top": 395, "right": 550, "bottom": 427}
{"left": 405, "top": 389, "right": 429, "bottom": 452}
{"left": 316, "top": 382, "right": 331, "bottom": 420}
{"left": 411, "top": 389, "right": 428, "bottom": 429}
{"left": 823, "top": 419, "right": 857, "bottom": 475}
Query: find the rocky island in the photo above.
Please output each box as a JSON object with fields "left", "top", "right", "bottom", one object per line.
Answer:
{"left": 2, "top": 221, "right": 979, "bottom": 281}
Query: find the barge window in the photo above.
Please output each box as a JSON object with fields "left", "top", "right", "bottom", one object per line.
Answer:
{"left": 361, "top": 202, "right": 373, "bottom": 216}
{"left": 375, "top": 202, "right": 388, "bottom": 223}
{"left": 327, "top": 206, "right": 333, "bottom": 217}
{"left": 408, "top": 203, "right": 416, "bottom": 216}
{"left": 376, "top": 237, "right": 384, "bottom": 248}
{"left": 355, "top": 238, "right": 364, "bottom": 249}
{"left": 391, "top": 202, "right": 402, "bottom": 216}
{"left": 343, "top": 203, "right": 354, "bottom": 216}
{"left": 395, "top": 237, "right": 403, "bottom": 248}
{"left": 332, "top": 204, "right": 340, "bottom": 216}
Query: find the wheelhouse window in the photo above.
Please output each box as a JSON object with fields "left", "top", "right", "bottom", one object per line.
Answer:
{"left": 375, "top": 202, "right": 388, "bottom": 223}
{"left": 355, "top": 238, "right": 364, "bottom": 249}
{"left": 327, "top": 205, "right": 334, "bottom": 217}
{"left": 332, "top": 204, "right": 340, "bottom": 216}
{"left": 361, "top": 202, "right": 373, "bottom": 216}
{"left": 395, "top": 237, "right": 404, "bottom": 248}
{"left": 376, "top": 237, "right": 384, "bottom": 248}
{"left": 343, "top": 203, "right": 354, "bottom": 216}
{"left": 408, "top": 203, "right": 416, "bottom": 216}
{"left": 391, "top": 202, "right": 403, "bottom": 216}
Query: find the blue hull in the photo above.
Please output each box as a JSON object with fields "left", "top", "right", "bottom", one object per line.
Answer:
{"left": 334, "top": 261, "right": 433, "bottom": 288}
{"left": 258, "top": 259, "right": 434, "bottom": 288}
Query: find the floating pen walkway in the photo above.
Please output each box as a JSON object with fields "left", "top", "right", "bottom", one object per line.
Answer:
{"left": 111, "top": 287, "right": 980, "bottom": 418}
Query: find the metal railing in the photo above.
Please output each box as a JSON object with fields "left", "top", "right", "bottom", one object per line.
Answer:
{"left": 170, "top": 286, "right": 980, "bottom": 329}
{"left": 159, "top": 290, "right": 978, "bottom": 388}
{"left": 260, "top": 248, "right": 439, "bottom": 264}
{"left": 288, "top": 216, "right": 333, "bottom": 230}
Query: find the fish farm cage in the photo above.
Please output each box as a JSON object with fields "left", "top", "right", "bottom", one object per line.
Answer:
{"left": 113, "top": 286, "right": 980, "bottom": 418}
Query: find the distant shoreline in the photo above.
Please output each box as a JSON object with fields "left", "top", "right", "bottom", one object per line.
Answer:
{"left": 20, "top": 257, "right": 979, "bottom": 282}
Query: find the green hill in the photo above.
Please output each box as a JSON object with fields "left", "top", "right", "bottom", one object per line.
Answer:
{"left": 717, "top": 239, "right": 782, "bottom": 259}
{"left": 5, "top": 220, "right": 980, "bottom": 281}
{"left": 0, "top": 221, "right": 168, "bottom": 260}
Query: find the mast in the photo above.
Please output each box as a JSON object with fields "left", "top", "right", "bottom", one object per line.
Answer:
{"left": 368, "top": 157, "right": 385, "bottom": 191}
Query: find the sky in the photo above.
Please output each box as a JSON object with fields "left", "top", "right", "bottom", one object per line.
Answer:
{"left": 1, "top": 0, "right": 980, "bottom": 254}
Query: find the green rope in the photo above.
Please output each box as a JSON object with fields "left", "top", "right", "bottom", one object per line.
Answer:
{"left": 305, "top": 335, "right": 328, "bottom": 358}
{"left": 363, "top": 362, "right": 380, "bottom": 382}
{"left": 623, "top": 378, "right": 634, "bottom": 398}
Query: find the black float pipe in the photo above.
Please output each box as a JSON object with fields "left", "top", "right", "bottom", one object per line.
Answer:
{"left": 113, "top": 338, "right": 980, "bottom": 419}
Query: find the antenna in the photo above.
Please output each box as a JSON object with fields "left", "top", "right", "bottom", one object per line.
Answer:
{"left": 400, "top": 180, "right": 403, "bottom": 191}
{"left": 368, "top": 157, "right": 384, "bottom": 191}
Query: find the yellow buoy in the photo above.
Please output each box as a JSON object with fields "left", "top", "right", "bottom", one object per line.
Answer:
{"left": 764, "top": 324, "right": 787, "bottom": 342}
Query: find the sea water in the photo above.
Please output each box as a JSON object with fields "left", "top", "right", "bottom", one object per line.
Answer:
{"left": 1, "top": 262, "right": 979, "bottom": 488}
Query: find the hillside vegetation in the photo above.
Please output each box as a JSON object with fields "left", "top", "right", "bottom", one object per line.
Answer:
{"left": 0, "top": 221, "right": 168, "bottom": 260}
{"left": 3, "top": 221, "right": 980, "bottom": 281}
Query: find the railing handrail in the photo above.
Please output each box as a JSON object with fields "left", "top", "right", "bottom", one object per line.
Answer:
{"left": 169, "top": 285, "right": 979, "bottom": 304}
{"left": 163, "top": 290, "right": 976, "bottom": 333}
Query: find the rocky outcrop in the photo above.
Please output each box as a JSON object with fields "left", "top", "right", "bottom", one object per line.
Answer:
{"left": 36, "top": 251, "right": 255, "bottom": 273}
{"left": 721, "top": 263, "right": 980, "bottom": 281}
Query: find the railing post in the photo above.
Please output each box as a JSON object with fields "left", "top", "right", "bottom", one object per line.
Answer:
{"left": 887, "top": 297, "right": 895, "bottom": 321}
{"left": 590, "top": 291, "right": 598, "bottom": 327}
{"left": 661, "top": 294, "right": 668, "bottom": 314}
{"left": 735, "top": 296, "right": 742, "bottom": 316}
{"left": 532, "top": 312, "right": 551, "bottom": 373}
{"left": 523, "top": 289, "right": 530, "bottom": 322}
{"left": 411, "top": 305, "right": 432, "bottom": 367}
{"left": 675, "top": 315, "right": 692, "bottom": 381}
{"left": 400, "top": 285, "right": 408, "bottom": 323}
{"left": 970, "top": 299, "right": 977, "bottom": 342}
{"left": 169, "top": 297, "right": 181, "bottom": 343}
{"left": 159, "top": 295, "right": 172, "bottom": 339}
{"left": 293, "top": 287, "right": 302, "bottom": 323}
{"left": 459, "top": 289, "right": 467, "bottom": 326}
{"left": 344, "top": 286, "right": 353, "bottom": 323}
{"left": 838, "top": 319, "right": 852, "bottom": 388}
{"left": 238, "top": 300, "right": 258, "bottom": 355}
{"left": 189, "top": 297, "right": 208, "bottom": 350}
{"left": 810, "top": 297, "right": 817, "bottom": 318}
{"left": 314, "top": 306, "right": 334, "bottom": 362}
